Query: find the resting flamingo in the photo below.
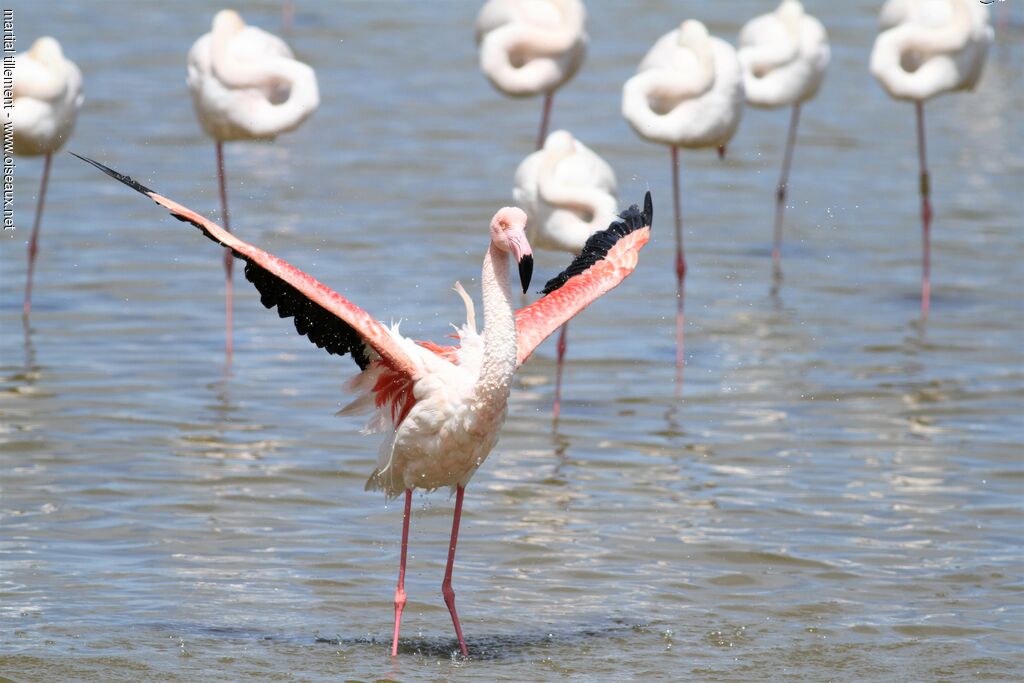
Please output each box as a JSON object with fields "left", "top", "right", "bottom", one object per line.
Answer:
{"left": 513, "top": 129, "right": 617, "bottom": 421}
{"left": 622, "top": 19, "right": 743, "bottom": 384}
{"left": 870, "top": 0, "right": 992, "bottom": 319}
{"left": 738, "top": 0, "right": 829, "bottom": 275}
{"left": 187, "top": 9, "right": 319, "bottom": 362}
{"left": 12, "top": 37, "right": 83, "bottom": 316}
{"left": 75, "top": 154, "right": 652, "bottom": 658}
{"left": 476, "top": 0, "right": 588, "bottom": 150}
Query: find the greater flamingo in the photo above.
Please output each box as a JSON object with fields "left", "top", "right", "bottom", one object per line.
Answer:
{"left": 738, "top": 0, "right": 829, "bottom": 275}
{"left": 870, "top": 0, "right": 992, "bottom": 320}
{"left": 76, "top": 154, "right": 652, "bottom": 658}
{"left": 622, "top": 19, "right": 743, "bottom": 384}
{"left": 513, "top": 129, "right": 617, "bottom": 421}
{"left": 187, "top": 9, "right": 319, "bottom": 362}
{"left": 476, "top": 0, "right": 588, "bottom": 150}
{"left": 12, "top": 37, "right": 83, "bottom": 316}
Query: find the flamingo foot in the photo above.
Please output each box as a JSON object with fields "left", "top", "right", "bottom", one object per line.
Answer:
{"left": 442, "top": 581, "right": 468, "bottom": 657}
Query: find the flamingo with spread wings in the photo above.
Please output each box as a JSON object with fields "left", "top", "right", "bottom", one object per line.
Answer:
{"left": 75, "top": 153, "right": 652, "bottom": 658}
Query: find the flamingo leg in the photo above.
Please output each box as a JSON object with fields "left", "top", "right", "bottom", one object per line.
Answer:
{"left": 441, "top": 485, "right": 469, "bottom": 657}
{"left": 282, "top": 0, "right": 294, "bottom": 32}
{"left": 23, "top": 152, "right": 53, "bottom": 316}
{"left": 552, "top": 322, "right": 569, "bottom": 423}
{"left": 915, "top": 101, "right": 932, "bottom": 321}
{"left": 536, "top": 91, "right": 554, "bottom": 151}
{"left": 671, "top": 146, "right": 687, "bottom": 389}
{"left": 390, "top": 488, "right": 413, "bottom": 657}
{"left": 773, "top": 103, "right": 802, "bottom": 275}
{"left": 216, "top": 141, "right": 234, "bottom": 364}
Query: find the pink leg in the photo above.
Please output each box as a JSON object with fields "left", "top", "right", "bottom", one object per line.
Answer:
{"left": 23, "top": 153, "right": 53, "bottom": 316}
{"left": 773, "top": 104, "right": 802, "bottom": 273}
{"left": 536, "top": 92, "right": 554, "bottom": 151}
{"left": 390, "top": 488, "right": 413, "bottom": 657}
{"left": 282, "top": 0, "right": 294, "bottom": 32}
{"left": 552, "top": 322, "right": 568, "bottom": 423}
{"left": 442, "top": 485, "right": 469, "bottom": 657}
{"left": 216, "top": 142, "right": 234, "bottom": 364}
{"left": 671, "top": 146, "right": 687, "bottom": 391}
{"left": 915, "top": 101, "right": 932, "bottom": 321}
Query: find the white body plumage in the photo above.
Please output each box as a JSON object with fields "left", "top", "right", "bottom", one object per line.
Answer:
{"left": 870, "top": 0, "right": 992, "bottom": 102}
{"left": 513, "top": 130, "right": 618, "bottom": 254}
{"left": 187, "top": 9, "right": 319, "bottom": 141}
{"left": 476, "top": 0, "right": 588, "bottom": 98}
{"left": 738, "top": 0, "right": 830, "bottom": 109}
{"left": 622, "top": 20, "right": 744, "bottom": 149}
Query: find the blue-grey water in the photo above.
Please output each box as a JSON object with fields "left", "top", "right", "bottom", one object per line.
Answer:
{"left": 2, "top": 1, "right": 1022, "bottom": 681}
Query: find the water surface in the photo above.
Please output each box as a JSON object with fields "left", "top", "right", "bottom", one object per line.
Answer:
{"left": 2, "top": 1, "right": 1022, "bottom": 681}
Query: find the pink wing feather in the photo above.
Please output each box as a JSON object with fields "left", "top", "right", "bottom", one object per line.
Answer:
{"left": 75, "top": 154, "right": 420, "bottom": 381}
{"left": 515, "top": 192, "right": 653, "bottom": 367}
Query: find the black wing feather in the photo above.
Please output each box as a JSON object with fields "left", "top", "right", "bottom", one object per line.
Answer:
{"left": 244, "top": 261, "right": 371, "bottom": 369}
{"left": 72, "top": 152, "right": 372, "bottom": 370}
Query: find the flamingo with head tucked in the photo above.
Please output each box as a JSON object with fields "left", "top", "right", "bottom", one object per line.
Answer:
{"left": 738, "top": 0, "right": 829, "bottom": 275}
{"left": 476, "top": 0, "right": 588, "bottom": 150}
{"left": 11, "top": 37, "right": 83, "bottom": 316}
{"left": 513, "top": 129, "right": 617, "bottom": 421}
{"left": 870, "top": 0, "right": 992, "bottom": 320}
{"left": 187, "top": 9, "right": 319, "bottom": 362}
{"left": 622, "top": 19, "right": 743, "bottom": 384}
{"left": 75, "top": 153, "right": 652, "bottom": 658}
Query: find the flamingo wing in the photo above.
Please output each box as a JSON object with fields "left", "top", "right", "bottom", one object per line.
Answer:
{"left": 515, "top": 191, "right": 653, "bottom": 367}
{"left": 75, "top": 154, "right": 419, "bottom": 379}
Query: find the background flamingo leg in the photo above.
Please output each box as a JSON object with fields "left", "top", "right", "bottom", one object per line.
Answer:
{"left": 773, "top": 103, "right": 802, "bottom": 274}
{"left": 390, "top": 488, "right": 413, "bottom": 657}
{"left": 441, "top": 485, "right": 469, "bottom": 657}
{"left": 215, "top": 141, "right": 234, "bottom": 363}
{"left": 915, "top": 101, "right": 932, "bottom": 321}
{"left": 671, "top": 146, "right": 687, "bottom": 390}
{"left": 23, "top": 153, "right": 53, "bottom": 316}
{"left": 536, "top": 91, "right": 554, "bottom": 151}
{"left": 552, "top": 322, "right": 568, "bottom": 423}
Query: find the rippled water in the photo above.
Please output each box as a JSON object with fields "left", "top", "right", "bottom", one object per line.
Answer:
{"left": 2, "top": 1, "right": 1022, "bottom": 681}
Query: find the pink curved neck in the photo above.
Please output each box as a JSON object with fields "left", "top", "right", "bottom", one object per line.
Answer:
{"left": 473, "top": 243, "right": 517, "bottom": 410}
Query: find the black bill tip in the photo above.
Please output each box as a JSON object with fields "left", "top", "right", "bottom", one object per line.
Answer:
{"left": 69, "top": 152, "right": 155, "bottom": 195}
{"left": 518, "top": 254, "right": 533, "bottom": 294}
{"left": 643, "top": 191, "right": 653, "bottom": 228}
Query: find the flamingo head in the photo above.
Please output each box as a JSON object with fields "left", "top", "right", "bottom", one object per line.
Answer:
{"left": 490, "top": 207, "right": 533, "bottom": 293}
{"left": 543, "top": 129, "right": 577, "bottom": 161}
{"left": 27, "top": 37, "right": 64, "bottom": 66}
{"left": 778, "top": 0, "right": 805, "bottom": 35}
{"left": 212, "top": 9, "right": 247, "bottom": 38}
{"left": 676, "top": 20, "right": 709, "bottom": 48}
